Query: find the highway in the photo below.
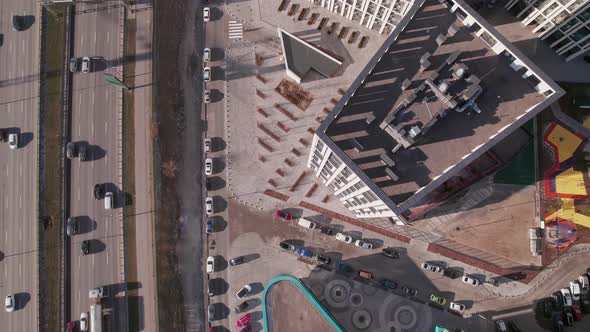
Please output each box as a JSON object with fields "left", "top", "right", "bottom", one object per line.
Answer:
{"left": 0, "top": 0, "right": 40, "bottom": 330}
{"left": 68, "top": 2, "right": 125, "bottom": 330}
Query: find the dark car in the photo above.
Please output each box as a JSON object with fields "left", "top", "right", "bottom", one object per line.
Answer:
{"left": 316, "top": 254, "right": 331, "bottom": 265}
{"left": 275, "top": 210, "right": 292, "bottom": 220}
{"left": 318, "top": 226, "right": 335, "bottom": 236}
{"left": 336, "top": 263, "right": 353, "bottom": 274}
{"left": 381, "top": 247, "right": 401, "bottom": 259}
{"left": 402, "top": 286, "right": 418, "bottom": 297}
{"left": 230, "top": 256, "right": 244, "bottom": 266}
{"left": 233, "top": 300, "right": 251, "bottom": 314}
{"left": 506, "top": 320, "right": 522, "bottom": 332}
{"left": 208, "top": 279, "right": 217, "bottom": 296}
{"left": 12, "top": 16, "right": 25, "bottom": 31}
{"left": 66, "top": 217, "right": 79, "bottom": 236}
{"left": 296, "top": 248, "right": 313, "bottom": 258}
{"left": 206, "top": 217, "right": 214, "bottom": 234}
{"left": 540, "top": 298, "right": 554, "bottom": 318}
{"left": 279, "top": 241, "right": 296, "bottom": 251}
{"left": 381, "top": 278, "right": 398, "bottom": 290}
{"left": 66, "top": 142, "right": 75, "bottom": 159}
{"left": 94, "top": 184, "right": 104, "bottom": 200}
{"left": 81, "top": 240, "right": 90, "bottom": 255}
{"left": 0, "top": 129, "right": 7, "bottom": 143}
{"left": 78, "top": 143, "right": 88, "bottom": 161}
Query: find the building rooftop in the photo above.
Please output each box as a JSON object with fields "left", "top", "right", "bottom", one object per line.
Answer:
{"left": 318, "top": 0, "right": 563, "bottom": 210}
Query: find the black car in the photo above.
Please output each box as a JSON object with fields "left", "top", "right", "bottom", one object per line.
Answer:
{"left": 94, "top": 184, "right": 104, "bottom": 200}
{"left": 319, "top": 226, "right": 335, "bottom": 236}
{"left": 381, "top": 247, "right": 401, "bottom": 259}
{"left": 0, "top": 129, "right": 7, "bottom": 143}
{"left": 78, "top": 143, "right": 88, "bottom": 161}
{"left": 206, "top": 217, "right": 214, "bottom": 234}
{"left": 233, "top": 300, "right": 250, "bottom": 314}
{"left": 381, "top": 278, "right": 398, "bottom": 290}
{"left": 12, "top": 16, "right": 25, "bottom": 31}
{"left": 208, "top": 279, "right": 217, "bottom": 296}
{"left": 229, "top": 256, "right": 244, "bottom": 266}
{"left": 402, "top": 286, "right": 418, "bottom": 297}
{"left": 279, "top": 241, "right": 296, "bottom": 251}
{"left": 316, "top": 254, "right": 331, "bottom": 265}
{"left": 81, "top": 240, "right": 90, "bottom": 255}
{"left": 66, "top": 217, "right": 79, "bottom": 236}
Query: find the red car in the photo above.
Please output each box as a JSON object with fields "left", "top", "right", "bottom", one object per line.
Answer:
{"left": 275, "top": 210, "right": 292, "bottom": 220}
{"left": 240, "top": 324, "right": 252, "bottom": 332}
{"left": 66, "top": 321, "right": 75, "bottom": 332}
{"left": 236, "top": 314, "right": 251, "bottom": 328}
{"left": 571, "top": 304, "right": 583, "bottom": 321}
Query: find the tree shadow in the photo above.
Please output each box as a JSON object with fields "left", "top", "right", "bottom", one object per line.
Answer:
{"left": 211, "top": 88, "right": 224, "bottom": 103}
{"left": 248, "top": 282, "right": 264, "bottom": 296}
{"left": 16, "top": 292, "right": 30, "bottom": 310}
{"left": 207, "top": 176, "right": 226, "bottom": 190}
{"left": 210, "top": 277, "right": 229, "bottom": 296}
{"left": 213, "top": 195, "right": 228, "bottom": 212}
{"left": 88, "top": 239, "right": 106, "bottom": 254}
{"left": 242, "top": 253, "right": 261, "bottom": 264}
{"left": 211, "top": 47, "right": 225, "bottom": 62}
{"left": 212, "top": 157, "right": 225, "bottom": 174}
{"left": 214, "top": 255, "right": 228, "bottom": 272}
{"left": 77, "top": 215, "right": 97, "bottom": 234}
{"left": 211, "top": 216, "right": 227, "bottom": 232}
{"left": 19, "top": 132, "right": 34, "bottom": 147}
{"left": 211, "top": 137, "right": 226, "bottom": 152}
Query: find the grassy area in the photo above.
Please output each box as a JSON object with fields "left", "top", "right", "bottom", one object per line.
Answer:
{"left": 42, "top": 6, "right": 66, "bottom": 332}
{"left": 122, "top": 16, "right": 139, "bottom": 332}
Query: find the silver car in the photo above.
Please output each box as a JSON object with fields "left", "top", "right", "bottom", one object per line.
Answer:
{"left": 81, "top": 56, "right": 91, "bottom": 73}
{"left": 8, "top": 133, "right": 18, "bottom": 150}
{"left": 204, "top": 89, "right": 211, "bottom": 103}
{"left": 5, "top": 294, "right": 15, "bottom": 312}
{"left": 203, "top": 67, "right": 211, "bottom": 82}
{"left": 203, "top": 48, "right": 211, "bottom": 62}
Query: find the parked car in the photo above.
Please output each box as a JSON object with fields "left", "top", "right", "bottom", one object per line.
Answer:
{"left": 421, "top": 262, "right": 443, "bottom": 273}
{"left": 449, "top": 302, "right": 465, "bottom": 313}
{"left": 335, "top": 232, "right": 353, "bottom": 244}
{"left": 66, "top": 142, "right": 75, "bottom": 159}
{"left": 206, "top": 217, "right": 214, "bottom": 234}
{"left": 236, "top": 284, "right": 252, "bottom": 299}
{"left": 357, "top": 270, "right": 374, "bottom": 280}
{"left": 208, "top": 304, "right": 217, "bottom": 321}
{"left": 236, "top": 314, "right": 251, "bottom": 328}
{"left": 381, "top": 278, "right": 397, "bottom": 290}
{"left": 239, "top": 324, "right": 252, "bottom": 332}
{"left": 571, "top": 304, "right": 583, "bottom": 321}
{"left": 279, "top": 241, "right": 296, "bottom": 251}
{"left": 94, "top": 184, "right": 104, "bottom": 200}
{"left": 78, "top": 143, "right": 87, "bottom": 161}
{"left": 203, "top": 7, "right": 210, "bottom": 22}
{"left": 204, "top": 89, "right": 211, "bottom": 103}
{"left": 563, "top": 312, "right": 574, "bottom": 326}
{"left": 205, "top": 158, "right": 213, "bottom": 175}
{"left": 208, "top": 279, "right": 217, "bottom": 296}
{"left": 69, "top": 57, "right": 77, "bottom": 72}
{"left": 506, "top": 321, "right": 521, "bottom": 332}
{"left": 5, "top": 295, "right": 15, "bottom": 312}
{"left": 275, "top": 210, "right": 292, "bottom": 220}
{"left": 12, "top": 15, "right": 25, "bottom": 31}
{"left": 66, "top": 321, "right": 75, "bottom": 332}
{"left": 203, "top": 48, "right": 211, "bottom": 62}
{"left": 336, "top": 263, "right": 353, "bottom": 274}
{"left": 570, "top": 281, "right": 581, "bottom": 301}
{"left": 381, "top": 247, "right": 401, "bottom": 259}
{"left": 402, "top": 286, "right": 418, "bottom": 297}
{"left": 66, "top": 217, "right": 79, "bottom": 236}
{"left": 461, "top": 275, "right": 480, "bottom": 286}
{"left": 430, "top": 294, "right": 447, "bottom": 306}
{"left": 206, "top": 197, "right": 214, "bottom": 215}
{"left": 233, "top": 300, "right": 251, "bottom": 314}
{"left": 230, "top": 256, "right": 244, "bottom": 266}
{"left": 81, "top": 240, "right": 90, "bottom": 255}
{"left": 540, "top": 298, "right": 554, "bottom": 318}
{"left": 316, "top": 254, "right": 331, "bottom": 265}
{"left": 104, "top": 192, "right": 114, "bottom": 210}
{"left": 318, "top": 225, "right": 335, "bottom": 235}
{"left": 81, "top": 56, "right": 91, "bottom": 73}
{"left": 204, "top": 138, "right": 211, "bottom": 152}
{"left": 579, "top": 274, "right": 589, "bottom": 290}
{"left": 207, "top": 256, "right": 215, "bottom": 273}
{"left": 552, "top": 314, "right": 565, "bottom": 332}
{"left": 355, "top": 239, "right": 373, "bottom": 250}
{"left": 297, "top": 218, "right": 317, "bottom": 229}
{"left": 560, "top": 288, "right": 573, "bottom": 307}
{"left": 495, "top": 320, "right": 508, "bottom": 332}
{"left": 296, "top": 248, "right": 313, "bottom": 258}
{"left": 8, "top": 133, "right": 18, "bottom": 149}
{"left": 80, "top": 312, "right": 88, "bottom": 331}
{"left": 203, "top": 67, "right": 211, "bottom": 82}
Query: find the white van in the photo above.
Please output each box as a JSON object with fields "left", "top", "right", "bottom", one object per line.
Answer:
{"left": 579, "top": 275, "right": 589, "bottom": 290}
{"left": 570, "top": 281, "right": 581, "bottom": 301}
{"left": 297, "top": 218, "right": 317, "bottom": 229}
{"left": 104, "top": 192, "right": 114, "bottom": 210}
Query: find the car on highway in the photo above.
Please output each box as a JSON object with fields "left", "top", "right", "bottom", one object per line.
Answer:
{"left": 206, "top": 217, "right": 214, "bottom": 234}
{"left": 207, "top": 256, "right": 215, "bottom": 273}
{"left": 355, "top": 239, "right": 373, "bottom": 250}
{"left": 203, "top": 7, "right": 210, "bottom": 22}
{"left": 230, "top": 256, "right": 244, "bottom": 266}
{"left": 78, "top": 143, "right": 88, "bottom": 161}
{"left": 296, "top": 248, "right": 313, "bottom": 258}
{"left": 0, "top": 129, "right": 7, "bottom": 142}
{"left": 421, "top": 262, "right": 444, "bottom": 273}
{"left": 94, "top": 184, "right": 104, "bottom": 200}
{"left": 335, "top": 232, "right": 353, "bottom": 244}
{"left": 206, "top": 196, "right": 214, "bottom": 215}
{"left": 204, "top": 138, "right": 211, "bottom": 152}
{"left": 275, "top": 210, "right": 292, "bottom": 220}
{"left": 66, "top": 142, "right": 75, "bottom": 159}
{"left": 205, "top": 158, "right": 213, "bottom": 175}
{"left": 66, "top": 321, "right": 75, "bottom": 332}
{"left": 203, "top": 48, "right": 211, "bottom": 62}
{"left": 208, "top": 304, "right": 217, "bottom": 321}
{"left": 430, "top": 294, "right": 447, "bottom": 306}
{"left": 81, "top": 57, "right": 91, "bottom": 73}
{"left": 450, "top": 302, "right": 465, "bottom": 313}
{"left": 8, "top": 133, "right": 18, "bottom": 149}
{"left": 80, "top": 312, "right": 88, "bottom": 331}
{"left": 5, "top": 294, "right": 15, "bottom": 312}
{"left": 69, "top": 57, "right": 77, "bottom": 72}
{"left": 12, "top": 16, "right": 25, "bottom": 31}
{"left": 402, "top": 286, "right": 418, "bottom": 297}
{"left": 204, "top": 89, "right": 211, "bottom": 103}
{"left": 279, "top": 241, "right": 296, "bottom": 251}
{"left": 233, "top": 300, "right": 251, "bottom": 314}
{"left": 236, "top": 314, "right": 251, "bottom": 328}
{"left": 66, "top": 217, "right": 79, "bottom": 236}
{"left": 236, "top": 284, "right": 252, "bottom": 299}
{"left": 81, "top": 240, "right": 90, "bottom": 255}
{"left": 104, "top": 192, "right": 114, "bottom": 210}
{"left": 461, "top": 275, "right": 480, "bottom": 286}
{"left": 381, "top": 247, "right": 401, "bottom": 259}
{"left": 316, "top": 253, "right": 331, "bottom": 265}
{"left": 203, "top": 67, "right": 211, "bottom": 82}
{"left": 381, "top": 278, "right": 398, "bottom": 290}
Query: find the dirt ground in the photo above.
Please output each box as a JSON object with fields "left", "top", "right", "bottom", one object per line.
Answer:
{"left": 268, "top": 281, "right": 336, "bottom": 332}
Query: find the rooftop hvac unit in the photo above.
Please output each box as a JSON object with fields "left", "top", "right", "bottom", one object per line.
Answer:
{"left": 438, "top": 82, "right": 449, "bottom": 93}
{"left": 408, "top": 126, "right": 421, "bottom": 138}
{"left": 454, "top": 66, "right": 466, "bottom": 79}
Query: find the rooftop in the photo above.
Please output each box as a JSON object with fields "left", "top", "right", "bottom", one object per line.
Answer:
{"left": 320, "top": 0, "right": 561, "bottom": 208}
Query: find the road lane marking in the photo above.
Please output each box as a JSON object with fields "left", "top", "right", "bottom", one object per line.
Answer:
{"left": 92, "top": 254, "right": 95, "bottom": 267}
{"left": 22, "top": 39, "right": 25, "bottom": 54}
{"left": 94, "top": 31, "right": 97, "bottom": 44}
{"left": 81, "top": 34, "right": 84, "bottom": 46}
{"left": 105, "top": 121, "right": 108, "bottom": 134}
{"left": 92, "top": 91, "right": 95, "bottom": 105}
{"left": 79, "top": 125, "right": 81, "bottom": 137}
{"left": 19, "top": 164, "right": 22, "bottom": 177}
{"left": 19, "top": 263, "right": 21, "bottom": 276}
{"left": 107, "top": 31, "right": 110, "bottom": 43}
{"left": 77, "top": 188, "right": 80, "bottom": 201}
{"left": 107, "top": 252, "right": 109, "bottom": 265}
{"left": 19, "top": 230, "right": 21, "bottom": 242}
{"left": 19, "top": 195, "right": 22, "bottom": 209}
{"left": 92, "top": 123, "right": 95, "bottom": 136}
{"left": 78, "top": 255, "right": 80, "bottom": 270}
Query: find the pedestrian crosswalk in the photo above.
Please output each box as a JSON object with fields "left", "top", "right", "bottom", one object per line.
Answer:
{"left": 228, "top": 21, "right": 243, "bottom": 40}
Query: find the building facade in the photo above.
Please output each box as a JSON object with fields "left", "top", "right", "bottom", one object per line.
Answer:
{"left": 505, "top": 0, "right": 590, "bottom": 60}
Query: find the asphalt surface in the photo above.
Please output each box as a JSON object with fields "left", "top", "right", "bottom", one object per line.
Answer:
{"left": 0, "top": 0, "right": 40, "bottom": 330}
{"left": 68, "top": 3, "right": 125, "bottom": 330}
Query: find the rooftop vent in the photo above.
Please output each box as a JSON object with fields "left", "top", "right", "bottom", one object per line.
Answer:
{"left": 409, "top": 126, "right": 422, "bottom": 138}
{"left": 438, "top": 81, "right": 449, "bottom": 93}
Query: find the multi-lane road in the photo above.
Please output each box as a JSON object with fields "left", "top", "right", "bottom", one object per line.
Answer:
{"left": 68, "top": 2, "right": 125, "bottom": 330}
{"left": 0, "top": 0, "right": 40, "bottom": 331}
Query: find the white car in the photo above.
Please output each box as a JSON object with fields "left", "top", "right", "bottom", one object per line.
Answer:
{"left": 449, "top": 302, "right": 465, "bottom": 313}
{"left": 203, "top": 7, "right": 210, "bottom": 22}
{"left": 205, "top": 158, "right": 213, "bottom": 175}
{"left": 355, "top": 239, "right": 373, "bottom": 250}
{"left": 236, "top": 284, "right": 252, "bottom": 299}
{"left": 81, "top": 56, "right": 91, "bottom": 73}
{"left": 5, "top": 294, "right": 15, "bottom": 312}
{"left": 560, "top": 288, "right": 573, "bottom": 307}
{"left": 495, "top": 320, "right": 508, "bottom": 332}
{"left": 203, "top": 67, "right": 211, "bottom": 82}
{"left": 204, "top": 89, "right": 211, "bottom": 103}
{"left": 204, "top": 138, "right": 211, "bottom": 152}
{"left": 80, "top": 312, "right": 88, "bottom": 331}
{"left": 207, "top": 256, "right": 215, "bottom": 273}
{"left": 335, "top": 232, "right": 353, "bottom": 244}
{"left": 8, "top": 133, "right": 18, "bottom": 149}
{"left": 203, "top": 48, "right": 211, "bottom": 62}
{"left": 421, "top": 262, "right": 444, "bottom": 273}
{"left": 461, "top": 275, "right": 480, "bottom": 286}
{"left": 206, "top": 196, "right": 214, "bottom": 215}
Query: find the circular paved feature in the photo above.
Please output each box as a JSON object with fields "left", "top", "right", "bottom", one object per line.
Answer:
{"left": 325, "top": 279, "right": 352, "bottom": 308}
{"left": 351, "top": 309, "right": 372, "bottom": 330}
{"left": 350, "top": 292, "right": 363, "bottom": 307}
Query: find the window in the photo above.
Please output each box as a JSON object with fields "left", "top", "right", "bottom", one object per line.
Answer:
{"left": 579, "top": 7, "right": 590, "bottom": 21}
{"left": 571, "top": 27, "right": 590, "bottom": 42}
{"left": 563, "top": 46, "right": 581, "bottom": 57}
{"left": 553, "top": 37, "right": 572, "bottom": 51}
{"left": 560, "top": 18, "right": 580, "bottom": 33}
{"left": 545, "top": 29, "right": 564, "bottom": 43}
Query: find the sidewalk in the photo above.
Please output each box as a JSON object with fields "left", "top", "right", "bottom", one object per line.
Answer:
{"left": 130, "top": 2, "right": 158, "bottom": 331}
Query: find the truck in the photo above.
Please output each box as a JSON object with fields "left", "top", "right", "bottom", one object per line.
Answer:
{"left": 89, "top": 287, "right": 107, "bottom": 332}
